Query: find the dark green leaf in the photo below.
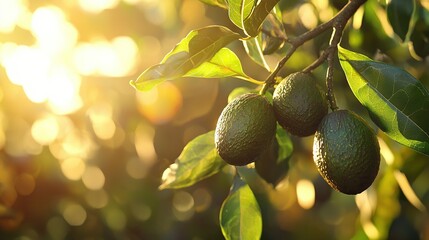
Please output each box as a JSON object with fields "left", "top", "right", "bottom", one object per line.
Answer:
{"left": 159, "top": 131, "right": 226, "bottom": 189}
{"left": 387, "top": 0, "right": 416, "bottom": 41}
{"left": 409, "top": 4, "right": 429, "bottom": 59}
{"left": 338, "top": 46, "right": 429, "bottom": 156}
{"left": 255, "top": 126, "right": 293, "bottom": 186}
{"left": 185, "top": 48, "right": 261, "bottom": 84}
{"left": 220, "top": 174, "right": 262, "bottom": 240}
{"left": 131, "top": 25, "right": 240, "bottom": 91}
{"left": 199, "top": 0, "right": 227, "bottom": 8}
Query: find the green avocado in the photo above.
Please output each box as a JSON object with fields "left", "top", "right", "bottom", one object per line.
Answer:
{"left": 273, "top": 72, "right": 328, "bottom": 137}
{"left": 215, "top": 93, "right": 277, "bottom": 166}
{"left": 313, "top": 110, "right": 380, "bottom": 195}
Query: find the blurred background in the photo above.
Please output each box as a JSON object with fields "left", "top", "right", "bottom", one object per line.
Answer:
{"left": 0, "top": 0, "right": 428, "bottom": 239}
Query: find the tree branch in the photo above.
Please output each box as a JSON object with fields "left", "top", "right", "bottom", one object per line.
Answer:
{"left": 260, "top": 0, "right": 367, "bottom": 94}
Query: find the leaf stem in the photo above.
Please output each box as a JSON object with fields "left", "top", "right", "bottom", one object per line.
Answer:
{"left": 260, "top": 0, "right": 367, "bottom": 95}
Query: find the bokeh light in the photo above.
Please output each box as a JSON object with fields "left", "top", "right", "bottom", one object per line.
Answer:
{"left": 82, "top": 166, "right": 105, "bottom": 190}
{"left": 62, "top": 202, "right": 87, "bottom": 226}
{"left": 0, "top": 0, "right": 427, "bottom": 239}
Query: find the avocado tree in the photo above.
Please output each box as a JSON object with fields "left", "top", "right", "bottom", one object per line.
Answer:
{"left": 131, "top": 0, "right": 429, "bottom": 239}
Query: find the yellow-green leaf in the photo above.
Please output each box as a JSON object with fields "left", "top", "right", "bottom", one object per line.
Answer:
{"left": 131, "top": 25, "right": 240, "bottom": 91}
{"left": 159, "top": 131, "right": 226, "bottom": 189}
{"left": 220, "top": 175, "right": 262, "bottom": 240}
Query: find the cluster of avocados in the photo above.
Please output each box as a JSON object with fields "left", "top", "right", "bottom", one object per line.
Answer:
{"left": 214, "top": 72, "right": 380, "bottom": 195}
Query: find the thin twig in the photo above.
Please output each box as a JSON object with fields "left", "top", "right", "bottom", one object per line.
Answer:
{"left": 260, "top": 0, "right": 367, "bottom": 94}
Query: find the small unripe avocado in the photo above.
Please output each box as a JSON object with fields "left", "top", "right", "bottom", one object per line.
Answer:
{"left": 313, "top": 110, "right": 380, "bottom": 195}
{"left": 215, "top": 93, "right": 276, "bottom": 166}
{"left": 273, "top": 72, "right": 328, "bottom": 137}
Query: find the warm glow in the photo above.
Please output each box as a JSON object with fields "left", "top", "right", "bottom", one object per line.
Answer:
{"left": 88, "top": 104, "right": 116, "bottom": 140}
{"left": 136, "top": 82, "right": 183, "bottom": 124}
{"left": 82, "top": 166, "right": 105, "bottom": 190}
{"left": 296, "top": 179, "right": 315, "bottom": 209}
{"left": 0, "top": 0, "right": 27, "bottom": 33}
{"left": 61, "top": 157, "right": 86, "bottom": 181}
{"left": 73, "top": 37, "right": 138, "bottom": 77}
{"left": 31, "top": 6, "right": 78, "bottom": 53}
{"left": 78, "top": 0, "right": 120, "bottom": 13}
{"left": 31, "top": 114, "right": 60, "bottom": 145}
{"left": 298, "top": 4, "right": 318, "bottom": 30}
{"left": 134, "top": 123, "right": 157, "bottom": 167}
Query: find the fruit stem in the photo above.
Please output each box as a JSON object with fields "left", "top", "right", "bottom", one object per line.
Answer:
{"left": 261, "top": 0, "right": 367, "bottom": 94}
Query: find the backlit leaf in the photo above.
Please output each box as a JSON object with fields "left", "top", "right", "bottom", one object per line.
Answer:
{"left": 226, "top": 0, "right": 279, "bottom": 37}
{"left": 243, "top": 0, "right": 280, "bottom": 37}
{"left": 185, "top": 48, "right": 261, "bottom": 84}
{"left": 220, "top": 174, "right": 262, "bottom": 240}
{"left": 227, "top": 0, "right": 254, "bottom": 29}
{"left": 338, "top": 46, "right": 429, "bottom": 156}
{"left": 131, "top": 25, "right": 240, "bottom": 91}
{"left": 243, "top": 37, "right": 271, "bottom": 71}
{"left": 159, "top": 131, "right": 226, "bottom": 189}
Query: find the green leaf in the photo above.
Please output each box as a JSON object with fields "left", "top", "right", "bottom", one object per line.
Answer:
{"left": 387, "top": 0, "right": 416, "bottom": 41}
{"left": 199, "top": 0, "right": 227, "bottom": 8}
{"left": 243, "top": 37, "right": 271, "bottom": 71}
{"left": 131, "top": 25, "right": 240, "bottom": 91}
{"left": 227, "top": 0, "right": 254, "bottom": 29}
{"left": 338, "top": 46, "right": 429, "bottom": 156}
{"left": 220, "top": 174, "right": 262, "bottom": 240}
{"left": 185, "top": 48, "right": 261, "bottom": 84}
{"left": 409, "top": 4, "right": 429, "bottom": 59}
{"left": 255, "top": 126, "right": 293, "bottom": 186}
{"left": 226, "top": 0, "right": 279, "bottom": 37}
{"left": 159, "top": 131, "right": 226, "bottom": 189}
{"left": 243, "top": 0, "right": 280, "bottom": 37}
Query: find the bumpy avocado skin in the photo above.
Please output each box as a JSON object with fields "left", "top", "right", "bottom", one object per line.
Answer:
{"left": 215, "top": 93, "right": 277, "bottom": 166}
{"left": 273, "top": 72, "right": 328, "bottom": 137}
{"left": 313, "top": 110, "right": 380, "bottom": 195}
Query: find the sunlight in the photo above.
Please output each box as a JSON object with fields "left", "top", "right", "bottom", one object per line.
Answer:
{"left": 78, "top": 0, "right": 120, "bottom": 13}
{"left": 31, "top": 6, "right": 78, "bottom": 53}
{"left": 47, "top": 67, "right": 83, "bottom": 115}
{"left": 73, "top": 37, "right": 138, "bottom": 77}
{"left": 61, "top": 157, "right": 86, "bottom": 181}
{"left": 136, "top": 82, "right": 183, "bottom": 124}
{"left": 31, "top": 114, "right": 60, "bottom": 146}
{"left": 0, "top": 0, "right": 27, "bottom": 33}
{"left": 88, "top": 104, "right": 116, "bottom": 140}
{"left": 296, "top": 179, "right": 315, "bottom": 209}
{"left": 82, "top": 166, "right": 105, "bottom": 190}
{"left": 298, "top": 4, "right": 318, "bottom": 30}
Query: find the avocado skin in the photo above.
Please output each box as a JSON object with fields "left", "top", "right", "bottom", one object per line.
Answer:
{"left": 215, "top": 93, "right": 277, "bottom": 166}
{"left": 313, "top": 110, "right": 380, "bottom": 195}
{"left": 273, "top": 72, "right": 328, "bottom": 137}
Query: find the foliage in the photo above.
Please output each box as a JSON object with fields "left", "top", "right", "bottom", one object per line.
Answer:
{"left": 132, "top": 0, "right": 429, "bottom": 239}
